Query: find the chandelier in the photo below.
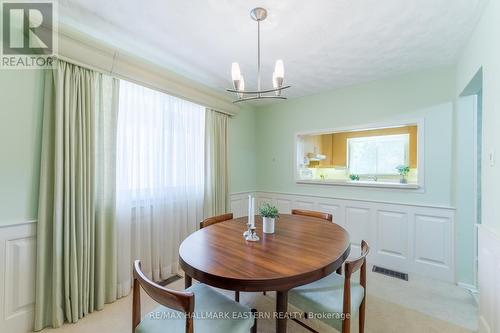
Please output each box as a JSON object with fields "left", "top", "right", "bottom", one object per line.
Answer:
{"left": 227, "top": 7, "right": 291, "bottom": 103}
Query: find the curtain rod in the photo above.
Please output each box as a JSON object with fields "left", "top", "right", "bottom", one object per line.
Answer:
{"left": 55, "top": 53, "right": 237, "bottom": 117}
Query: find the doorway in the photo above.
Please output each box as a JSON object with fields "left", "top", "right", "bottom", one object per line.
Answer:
{"left": 457, "top": 68, "right": 483, "bottom": 289}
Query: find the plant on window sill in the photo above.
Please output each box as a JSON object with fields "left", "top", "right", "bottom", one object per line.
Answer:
{"left": 396, "top": 165, "right": 410, "bottom": 184}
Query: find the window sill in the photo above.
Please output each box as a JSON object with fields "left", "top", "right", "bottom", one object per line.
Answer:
{"left": 296, "top": 179, "right": 420, "bottom": 189}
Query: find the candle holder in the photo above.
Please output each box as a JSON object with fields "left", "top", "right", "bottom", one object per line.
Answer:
{"left": 245, "top": 225, "right": 260, "bottom": 242}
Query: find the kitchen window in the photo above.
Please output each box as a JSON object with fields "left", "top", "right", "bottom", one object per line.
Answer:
{"left": 348, "top": 134, "right": 409, "bottom": 175}
{"left": 295, "top": 122, "right": 422, "bottom": 189}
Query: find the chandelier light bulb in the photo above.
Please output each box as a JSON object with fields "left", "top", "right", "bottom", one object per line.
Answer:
{"left": 274, "top": 59, "right": 285, "bottom": 79}
{"left": 226, "top": 8, "right": 290, "bottom": 103}
{"left": 237, "top": 75, "right": 245, "bottom": 98}
{"left": 273, "top": 71, "right": 281, "bottom": 96}
{"left": 231, "top": 62, "right": 241, "bottom": 81}
{"left": 239, "top": 75, "right": 245, "bottom": 91}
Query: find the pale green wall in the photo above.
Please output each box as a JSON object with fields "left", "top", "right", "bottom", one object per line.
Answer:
{"left": 253, "top": 66, "right": 479, "bottom": 284}
{"left": 457, "top": 0, "right": 500, "bottom": 234}
{"left": 453, "top": 96, "right": 476, "bottom": 285}
{"left": 0, "top": 70, "right": 45, "bottom": 225}
{"left": 228, "top": 106, "right": 257, "bottom": 193}
{"left": 255, "top": 67, "right": 456, "bottom": 206}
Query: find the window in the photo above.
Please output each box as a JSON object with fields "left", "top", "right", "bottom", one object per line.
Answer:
{"left": 116, "top": 80, "right": 206, "bottom": 287}
{"left": 294, "top": 122, "right": 420, "bottom": 188}
{"left": 116, "top": 79, "right": 205, "bottom": 194}
{"left": 348, "top": 134, "right": 409, "bottom": 175}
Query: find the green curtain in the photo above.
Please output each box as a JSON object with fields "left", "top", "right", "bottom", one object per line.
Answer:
{"left": 34, "top": 60, "right": 119, "bottom": 330}
{"left": 203, "top": 109, "right": 229, "bottom": 218}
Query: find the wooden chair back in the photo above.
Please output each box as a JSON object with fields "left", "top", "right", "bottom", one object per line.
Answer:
{"left": 200, "top": 213, "right": 233, "bottom": 229}
{"left": 133, "top": 260, "right": 195, "bottom": 333}
{"left": 291, "top": 209, "right": 333, "bottom": 222}
{"left": 341, "top": 240, "right": 370, "bottom": 333}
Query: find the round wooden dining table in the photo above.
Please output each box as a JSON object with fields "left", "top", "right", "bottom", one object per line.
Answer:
{"left": 179, "top": 214, "right": 351, "bottom": 333}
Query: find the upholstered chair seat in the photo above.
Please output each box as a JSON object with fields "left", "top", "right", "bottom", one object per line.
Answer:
{"left": 136, "top": 283, "right": 254, "bottom": 333}
{"left": 132, "top": 260, "right": 257, "bottom": 333}
{"left": 288, "top": 240, "right": 370, "bottom": 333}
{"left": 289, "top": 273, "right": 365, "bottom": 331}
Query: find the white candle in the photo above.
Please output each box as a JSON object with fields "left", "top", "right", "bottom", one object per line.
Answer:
{"left": 248, "top": 195, "right": 252, "bottom": 225}
{"left": 251, "top": 197, "right": 255, "bottom": 227}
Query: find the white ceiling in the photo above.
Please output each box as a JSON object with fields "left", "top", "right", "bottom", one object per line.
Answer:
{"left": 59, "top": 0, "right": 487, "bottom": 100}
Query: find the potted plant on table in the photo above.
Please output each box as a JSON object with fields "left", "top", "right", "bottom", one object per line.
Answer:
{"left": 259, "top": 202, "right": 279, "bottom": 234}
{"left": 396, "top": 165, "right": 410, "bottom": 184}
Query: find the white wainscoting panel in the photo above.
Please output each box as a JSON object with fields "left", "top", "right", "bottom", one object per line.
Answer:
{"left": 376, "top": 210, "right": 408, "bottom": 265}
{"left": 414, "top": 213, "right": 453, "bottom": 280}
{"left": 0, "top": 221, "right": 37, "bottom": 333}
{"left": 318, "top": 203, "right": 342, "bottom": 227}
{"left": 230, "top": 191, "right": 455, "bottom": 282}
{"left": 230, "top": 192, "right": 254, "bottom": 218}
{"left": 477, "top": 225, "right": 500, "bottom": 333}
{"left": 345, "top": 206, "right": 372, "bottom": 253}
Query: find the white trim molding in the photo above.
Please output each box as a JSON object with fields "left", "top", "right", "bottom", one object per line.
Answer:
{"left": 0, "top": 221, "right": 37, "bottom": 333}
{"left": 477, "top": 224, "right": 500, "bottom": 333}
{"left": 231, "top": 191, "right": 455, "bottom": 283}
{"left": 56, "top": 25, "right": 240, "bottom": 116}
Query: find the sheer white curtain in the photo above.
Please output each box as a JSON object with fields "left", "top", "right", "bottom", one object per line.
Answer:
{"left": 116, "top": 80, "right": 205, "bottom": 297}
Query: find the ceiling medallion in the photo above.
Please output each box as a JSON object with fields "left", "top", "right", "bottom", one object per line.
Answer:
{"left": 227, "top": 7, "right": 291, "bottom": 103}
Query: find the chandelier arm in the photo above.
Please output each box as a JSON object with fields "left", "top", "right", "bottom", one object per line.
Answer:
{"left": 226, "top": 85, "right": 291, "bottom": 94}
{"left": 232, "top": 95, "right": 288, "bottom": 103}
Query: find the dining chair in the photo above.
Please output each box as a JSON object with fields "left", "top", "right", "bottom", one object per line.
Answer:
{"left": 288, "top": 240, "right": 370, "bottom": 333}
{"left": 199, "top": 212, "right": 234, "bottom": 229}
{"left": 292, "top": 209, "right": 340, "bottom": 275}
{"left": 132, "top": 260, "right": 257, "bottom": 333}
{"left": 291, "top": 209, "right": 333, "bottom": 222}
{"left": 199, "top": 213, "right": 242, "bottom": 302}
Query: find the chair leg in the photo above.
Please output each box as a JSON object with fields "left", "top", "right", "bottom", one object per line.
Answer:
{"left": 251, "top": 308, "right": 257, "bottom": 333}
{"left": 185, "top": 275, "right": 192, "bottom": 289}
{"left": 263, "top": 291, "right": 266, "bottom": 295}
{"left": 359, "top": 298, "right": 366, "bottom": 333}
{"left": 235, "top": 291, "right": 240, "bottom": 302}
{"left": 342, "top": 316, "right": 350, "bottom": 333}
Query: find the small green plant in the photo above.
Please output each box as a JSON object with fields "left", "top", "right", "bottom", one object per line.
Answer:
{"left": 259, "top": 202, "right": 279, "bottom": 219}
{"left": 396, "top": 165, "right": 410, "bottom": 177}
{"left": 349, "top": 174, "right": 360, "bottom": 181}
{"left": 396, "top": 165, "right": 410, "bottom": 183}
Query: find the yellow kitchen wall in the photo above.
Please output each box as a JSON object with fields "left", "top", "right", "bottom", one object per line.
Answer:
{"left": 324, "top": 125, "right": 418, "bottom": 168}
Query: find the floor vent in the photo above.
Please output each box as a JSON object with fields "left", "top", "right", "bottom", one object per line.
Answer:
{"left": 158, "top": 274, "right": 183, "bottom": 286}
{"left": 372, "top": 265, "right": 408, "bottom": 281}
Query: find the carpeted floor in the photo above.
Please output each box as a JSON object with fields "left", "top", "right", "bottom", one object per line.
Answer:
{"left": 37, "top": 277, "right": 474, "bottom": 333}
